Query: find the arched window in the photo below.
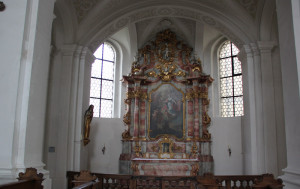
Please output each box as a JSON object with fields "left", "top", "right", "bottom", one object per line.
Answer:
{"left": 90, "top": 42, "right": 115, "bottom": 118}
{"left": 219, "top": 41, "right": 244, "bottom": 117}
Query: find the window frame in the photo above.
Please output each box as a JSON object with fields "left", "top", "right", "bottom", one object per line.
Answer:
{"left": 90, "top": 42, "right": 116, "bottom": 118}
{"left": 219, "top": 41, "right": 244, "bottom": 117}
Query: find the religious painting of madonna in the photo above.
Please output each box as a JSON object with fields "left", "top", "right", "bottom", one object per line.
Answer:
{"left": 148, "top": 83, "right": 185, "bottom": 140}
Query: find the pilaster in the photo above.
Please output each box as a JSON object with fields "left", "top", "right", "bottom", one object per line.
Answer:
{"left": 276, "top": 0, "right": 300, "bottom": 187}
{"left": 238, "top": 44, "right": 259, "bottom": 175}
{"left": 257, "top": 41, "right": 278, "bottom": 176}
{"left": 250, "top": 42, "right": 265, "bottom": 174}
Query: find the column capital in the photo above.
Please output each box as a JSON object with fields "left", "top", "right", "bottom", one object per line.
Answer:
{"left": 61, "top": 44, "right": 78, "bottom": 56}
{"left": 81, "top": 47, "right": 95, "bottom": 65}
{"left": 257, "top": 41, "right": 277, "bottom": 53}
{"left": 238, "top": 44, "right": 253, "bottom": 61}
{"left": 250, "top": 43, "right": 260, "bottom": 56}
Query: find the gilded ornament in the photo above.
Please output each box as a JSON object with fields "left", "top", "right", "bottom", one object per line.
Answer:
{"left": 151, "top": 145, "right": 158, "bottom": 152}
{"left": 192, "top": 66, "right": 201, "bottom": 72}
{"left": 191, "top": 163, "right": 199, "bottom": 176}
{"left": 191, "top": 142, "right": 198, "bottom": 155}
{"left": 185, "top": 91, "right": 194, "bottom": 101}
{"left": 134, "top": 143, "right": 141, "bottom": 157}
{"left": 123, "top": 113, "right": 131, "bottom": 125}
{"left": 158, "top": 137, "right": 174, "bottom": 159}
{"left": 122, "top": 130, "right": 132, "bottom": 140}
{"left": 147, "top": 71, "right": 158, "bottom": 78}
{"left": 131, "top": 162, "right": 139, "bottom": 174}
{"left": 203, "top": 98, "right": 210, "bottom": 105}
{"left": 203, "top": 112, "right": 211, "bottom": 125}
{"left": 202, "top": 129, "right": 211, "bottom": 140}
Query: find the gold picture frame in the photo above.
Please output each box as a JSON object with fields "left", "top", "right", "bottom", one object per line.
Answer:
{"left": 148, "top": 83, "right": 186, "bottom": 140}
{"left": 158, "top": 137, "right": 174, "bottom": 159}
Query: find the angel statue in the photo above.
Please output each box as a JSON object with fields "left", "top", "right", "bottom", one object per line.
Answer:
{"left": 83, "top": 105, "right": 94, "bottom": 146}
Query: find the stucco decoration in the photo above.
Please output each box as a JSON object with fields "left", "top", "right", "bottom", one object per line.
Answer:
{"left": 236, "top": 0, "right": 259, "bottom": 18}
{"left": 136, "top": 18, "right": 195, "bottom": 48}
{"left": 73, "top": 0, "right": 101, "bottom": 22}
{"left": 88, "top": 6, "right": 245, "bottom": 52}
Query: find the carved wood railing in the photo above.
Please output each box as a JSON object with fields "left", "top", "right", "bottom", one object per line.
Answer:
{"left": 215, "top": 175, "right": 262, "bottom": 189}
{"left": 67, "top": 171, "right": 283, "bottom": 189}
{"left": 0, "top": 168, "right": 44, "bottom": 189}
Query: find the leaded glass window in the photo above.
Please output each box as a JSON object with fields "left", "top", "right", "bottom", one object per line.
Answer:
{"left": 90, "top": 42, "right": 115, "bottom": 118}
{"left": 219, "top": 41, "right": 244, "bottom": 117}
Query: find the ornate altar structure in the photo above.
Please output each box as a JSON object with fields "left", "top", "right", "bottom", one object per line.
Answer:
{"left": 119, "top": 29, "right": 214, "bottom": 176}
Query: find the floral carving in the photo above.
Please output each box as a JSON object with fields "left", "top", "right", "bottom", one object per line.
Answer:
{"left": 18, "top": 168, "right": 43, "bottom": 181}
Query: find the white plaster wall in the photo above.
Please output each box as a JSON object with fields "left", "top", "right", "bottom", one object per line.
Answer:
{"left": 210, "top": 117, "right": 243, "bottom": 175}
{"left": 0, "top": 0, "right": 27, "bottom": 174}
{"left": 0, "top": 2, "right": 55, "bottom": 186}
{"left": 88, "top": 118, "right": 123, "bottom": 173}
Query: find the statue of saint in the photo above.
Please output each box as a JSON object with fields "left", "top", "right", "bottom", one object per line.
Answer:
{"left": 83, "top": 105, "right": 94, "bottom": 146}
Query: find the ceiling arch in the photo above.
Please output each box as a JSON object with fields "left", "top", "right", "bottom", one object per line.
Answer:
{"left": 56, "top": 0, "right": 260, "bottom": 50}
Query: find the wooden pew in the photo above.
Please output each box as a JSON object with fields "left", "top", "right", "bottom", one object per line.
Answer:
{"left": 67, "top": 171, "right": 284, "bottom": 189}
{"left": 0, "top": 168, "right": 44, "bottom": 189}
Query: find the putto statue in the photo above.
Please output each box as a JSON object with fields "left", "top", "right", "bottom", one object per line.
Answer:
{"left": 83, "top": 105, "right": 94, "bottom": 146}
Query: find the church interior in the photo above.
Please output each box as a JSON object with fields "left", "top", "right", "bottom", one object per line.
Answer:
{"left": 0, "top": 0, "right": 300, "bottom": 188}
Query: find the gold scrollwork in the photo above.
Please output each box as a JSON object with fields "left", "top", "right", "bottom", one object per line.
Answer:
{"left": 202, "top": 128, "right": 211, "bottom": 140}
{"left": 122, "top": 130, "right": 132, "bottom": 140}
{"left": 191, "top": 163, "right": 199, "bottom": 176}
{"left": 202, "top": 112, "right": 211, "bottom": 125}
{"left": 203, "top": 98, "right": 210, "bottom": 105}
{"left": 127, "top": 90, "right": 148, "bottom": 100}
{"left": 147, "top": 71, "right": 158, "bottom": 78}
{"left": 192, "top": 66, "right": 201, "bottom": 72}
{"left": 186, "top": 92, "right": 194, "bottom": 101}
{"left": 126, "top": 91, "right": 135, "bottom": 99}
{"left": 123, "top": 112, "right": 131, "bottom": 125}
{"left": 191, "top": 142, "right": 198, "bottom": 155}
{"left": 173, "top": 145, "right": 183, "bottom": 151}
{"left": 131, "top": 162, "right": 139, "bottom": 174}
{"left": 151, "top": 145, "right": 158, "bottom": 152}
{"left": 134, "top": 143, "right": 141, "bottom": 157}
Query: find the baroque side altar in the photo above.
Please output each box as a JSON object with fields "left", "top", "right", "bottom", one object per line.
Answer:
{"left": 119, "top": 29, "right": 214, "bottom": 176}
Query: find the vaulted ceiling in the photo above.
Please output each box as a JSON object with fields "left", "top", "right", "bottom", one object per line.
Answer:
{"left": 54, "top": 0, "right": 273, "bottom": 49}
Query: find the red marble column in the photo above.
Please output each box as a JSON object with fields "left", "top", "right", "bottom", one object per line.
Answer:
{"left": 187, "top": 88, "right": 194, "bottom": 138}
{"left": 133, "top": 81, "right": 141, "bottom": 139}
{"left": 139, "top": 88, "right": 147, "bottom": 138}
{"left": 193, "top": 80, "right": 200, "bottom": 139}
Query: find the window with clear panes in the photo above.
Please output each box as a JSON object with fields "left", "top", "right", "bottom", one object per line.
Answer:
{"left": 219, "top": 41, "right": 244, "bottom": 117}
{"left": 90, "top": 42, "right": 115, "bottom": 118}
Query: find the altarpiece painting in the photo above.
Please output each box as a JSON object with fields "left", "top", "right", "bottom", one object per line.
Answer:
{"left": 149, "top": 83, "right": 184, "bottom": 139}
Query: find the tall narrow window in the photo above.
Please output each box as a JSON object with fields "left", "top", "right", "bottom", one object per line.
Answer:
{"left": 90, "top": 42, "right": 115, "bottom": 118}
{"left": 219, "top": 41, "right": 244, "bottom": 117}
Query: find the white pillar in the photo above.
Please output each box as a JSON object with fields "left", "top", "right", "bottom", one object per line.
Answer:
{"left": 73, "top": 47, "right": 95, "bottom": 171}
{"left": 0, "top": 0, "right": 55, "bottom": 188}
{"left": 45, "top": 44, "right": 95, "bottom": 188}
{"left": 257, "top": 41, "right": 279, "bottom": 176}
{"left": 240, "top": 41, "right": 281, "bottom": 176}
{"left": 239, "top": 45, "right": 259, "bottom": 174}
{"left": 276, "top": 0, "right": 300, "bottom": 188}
{"left": 250, "top": 43, "right": 266, "bottom": 174}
